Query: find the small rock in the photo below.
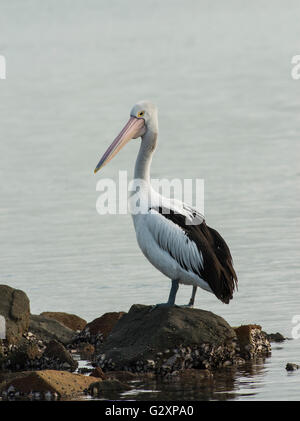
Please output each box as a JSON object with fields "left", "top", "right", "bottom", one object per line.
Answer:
{"left": 87, "top": 379, "right": 130, "bottom": 397}
{"left": 43, "top": 340, "right": 78, "bottom": 371}
{"left": 77, "top": 342, "right": 95, "bottom": 358}
{"left": 40, "top": 312, "right": 86, "bottom": 332}
{"left": 72, "top": 312, "right": 126, "bottom": 349}
{"left": 6, "top": 340, "right": 42, "bottom": 370}
{"left": 234, "top": 325, "right": 271, "bottom": 359}
{"left": 29, "top": 315, "right": 76, "bottom": 345}
{"left": 266, "top": 332, "right": 286, "bottom": 343}
{"left": 85, "top": 312, "right": 126, "bottom": 338}
{"left": 90, "top": 367, "right": 106, "bottom": 379}
{"left": 286, "top": 363, "right": 299, "bottom": 371}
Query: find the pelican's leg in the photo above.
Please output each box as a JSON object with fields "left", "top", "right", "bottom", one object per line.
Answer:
{"left": 177, "top": 285, "right": 197, "bottom": 308}
{"left": 167, "top": 279, "right": 179, "bottom": 305}
{"left": 188, "top": 286, "right": 197, "bottom": 307}
{"left": 150, "top": 280, "right": 179, "bottom": 310}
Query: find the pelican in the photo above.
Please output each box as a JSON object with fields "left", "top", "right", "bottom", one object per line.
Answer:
{"left": 94, "top": 101, "right": 238, "bottom": 307}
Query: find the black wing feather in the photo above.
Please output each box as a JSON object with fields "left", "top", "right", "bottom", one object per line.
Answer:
{"left": 155, "top": 206, "right": 238, "bottom": 304}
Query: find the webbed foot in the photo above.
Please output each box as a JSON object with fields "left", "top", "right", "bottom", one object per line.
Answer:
{"left": 149, "top": 302, "right": 179, "bottom": 312}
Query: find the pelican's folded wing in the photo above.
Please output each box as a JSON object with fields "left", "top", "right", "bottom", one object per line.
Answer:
{"left": 147, "top": 205, "right": 238, "bottom": 304}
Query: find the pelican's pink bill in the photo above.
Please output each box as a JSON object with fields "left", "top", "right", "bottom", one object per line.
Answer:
{"left": 94, "top": 117, "right": 145, "bottom": 173}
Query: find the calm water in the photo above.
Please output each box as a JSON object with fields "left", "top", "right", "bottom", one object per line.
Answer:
{"left": 0, "top": 0, "right": 299, "bottom": 400}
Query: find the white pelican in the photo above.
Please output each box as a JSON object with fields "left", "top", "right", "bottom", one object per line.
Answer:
{"left": 94, "top": 101, "right": 238, "bottom": 307}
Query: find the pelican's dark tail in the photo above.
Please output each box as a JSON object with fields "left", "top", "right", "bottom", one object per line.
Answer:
{"left": 198, "top": 222, "right": 238, "bottom": 304}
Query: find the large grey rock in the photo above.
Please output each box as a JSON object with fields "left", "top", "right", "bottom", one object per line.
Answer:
{"left": 29, "top": 314, "right": 76, "bottom": 345}
{"left": 95, "top": 304, "right": 240, "bottom": 373}
{"left": 0, "top": 285, "right": 30, "bottom": 344}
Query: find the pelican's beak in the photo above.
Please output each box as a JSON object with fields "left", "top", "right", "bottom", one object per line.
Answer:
{"left": 94, "top": 117, "right": 145, "bottom": 173}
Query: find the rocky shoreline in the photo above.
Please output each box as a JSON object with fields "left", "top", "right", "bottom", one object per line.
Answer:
{"left": 0, "top": 284, "right": 285, "bottom": 401}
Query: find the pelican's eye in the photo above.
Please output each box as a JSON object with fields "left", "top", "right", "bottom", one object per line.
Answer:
{"left": 137, "top": 111, "right": 145, "bottom": 118}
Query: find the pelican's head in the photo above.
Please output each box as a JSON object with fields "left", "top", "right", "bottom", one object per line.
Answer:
{"left": 130, "top": 100, "right": 158, "bottom": 135}
{"left": 94, "top": 100, "right": 158, "bottom": 174}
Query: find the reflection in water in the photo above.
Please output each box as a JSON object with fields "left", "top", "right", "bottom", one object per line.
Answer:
{"left": 71, "top": 352, "right": 267, "bottom": 401}
{"left": 0, "top": 352, "right": 295, "bottom": 401}
{"left": 115, "top": 359, "right": 268, "bottom": 401}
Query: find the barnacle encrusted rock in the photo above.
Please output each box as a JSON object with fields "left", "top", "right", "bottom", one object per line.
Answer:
{"left": 0, "top": 333, "right": 78, "bottom": 372}
{"left": 94, "top": 305, "right": 271, "bottom": 374}
{"left": 73, "top": 312, "right": 126, "bottom": 348}
{"left": 95, "top": 305, "right": 243, "bottom": 373}
{"left": 233, "top": 324, "right": 271, "bottom": 359}
{"left": 42, "top": 340, "right": 78, "bottom": 371}
{"left": 0, "top": 370, "right": 100, "bottom": 400}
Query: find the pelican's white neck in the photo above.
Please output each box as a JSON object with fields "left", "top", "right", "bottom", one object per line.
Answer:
{"left": 134, "top": 130, "right": 157, "bottom": 184}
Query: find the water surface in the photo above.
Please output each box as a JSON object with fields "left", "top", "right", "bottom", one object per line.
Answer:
{"left": 0, "top": 0, "right": 300, "bottom": 400}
